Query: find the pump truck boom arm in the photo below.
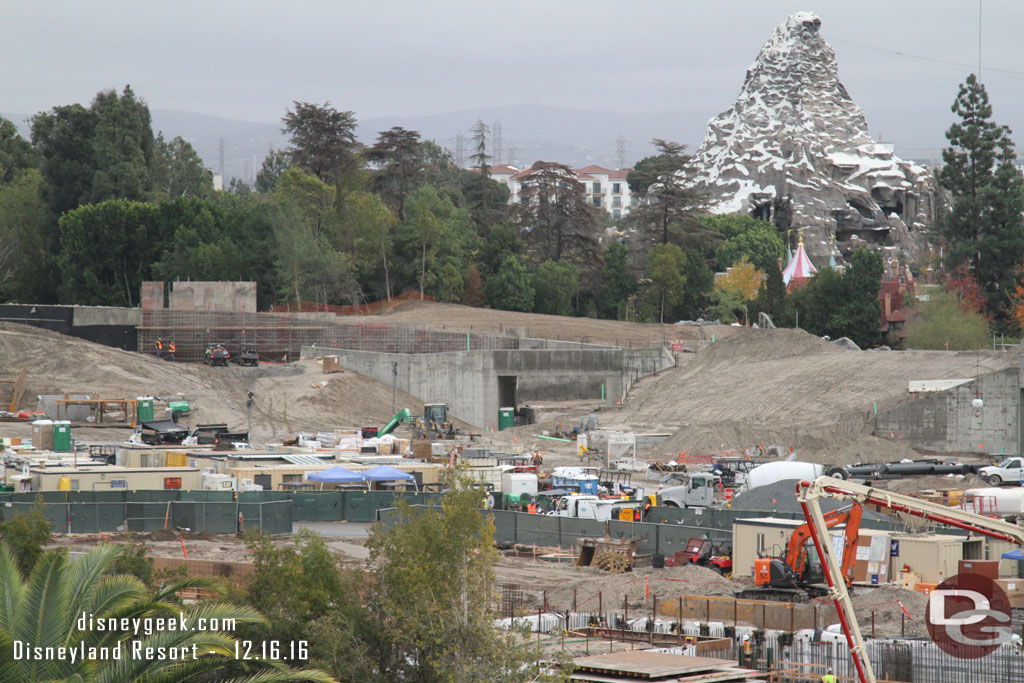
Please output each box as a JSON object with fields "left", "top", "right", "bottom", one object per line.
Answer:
{"left": 797, "top": 476, "right": 1024, "bottom": 683}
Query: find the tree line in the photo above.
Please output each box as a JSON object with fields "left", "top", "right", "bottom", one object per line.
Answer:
{"left": 4, "top": 79, "right": 1013, "bottom": 349}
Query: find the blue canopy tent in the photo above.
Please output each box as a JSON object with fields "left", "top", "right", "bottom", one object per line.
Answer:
{"left": 1001, "top": 548, "right": 1024, "bottom": 561}
{"left": 307, "top": 466, "right": 369, "bottom": 490}
{"left": 362, "top": 465, "right": 418, "bottom": 491}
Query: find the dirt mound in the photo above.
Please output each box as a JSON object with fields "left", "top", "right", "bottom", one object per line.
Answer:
{"left": 697, "top": 328, "right": 842, "bottom": 364}
{"left": 597, "top": 333, "right": 1017, "bottom": 465}
{"left": 845, "top": 585, "right": 928, "bottom": 637}
{"left": 0, "top": 323, "right": 435, "bottom": 444}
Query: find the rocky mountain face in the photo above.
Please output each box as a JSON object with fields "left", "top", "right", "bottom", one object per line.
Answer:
{"left": 690, "top": 12, "right": 937, "bottom": 267}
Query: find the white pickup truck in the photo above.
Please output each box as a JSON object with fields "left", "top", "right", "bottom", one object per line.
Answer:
{"left": 546, "top": 495, "right": 643, "bottom": 521}
{"left": 979, "top": 457, "right": 1024, "bottom": 487}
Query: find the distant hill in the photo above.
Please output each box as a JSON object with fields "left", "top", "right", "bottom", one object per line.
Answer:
{"left": 4, "top": 104, "right": 716, "bottom": 183}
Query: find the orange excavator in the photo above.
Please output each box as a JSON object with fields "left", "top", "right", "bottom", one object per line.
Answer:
{"left": 736, "top": 503, "right": 862, "bottom": 603}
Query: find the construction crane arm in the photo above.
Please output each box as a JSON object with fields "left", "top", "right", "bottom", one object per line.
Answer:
{"left": 797, "top": 476, "right": 1024, "bottom": 683}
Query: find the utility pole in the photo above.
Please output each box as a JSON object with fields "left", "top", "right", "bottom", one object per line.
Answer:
{"left": 391, "top": 362, "right": 398, "bottom": 414}
{"left": 246, "top": 391, "right": 254, "bottom": 441}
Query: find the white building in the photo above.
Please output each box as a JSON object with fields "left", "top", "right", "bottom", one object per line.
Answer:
{"left": 489, "top": 163, "right": 634, "bottom": 220}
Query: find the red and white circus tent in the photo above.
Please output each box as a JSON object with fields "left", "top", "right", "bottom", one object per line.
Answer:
{"left": 782, "top": 236, "right": 817, "bottom": 286}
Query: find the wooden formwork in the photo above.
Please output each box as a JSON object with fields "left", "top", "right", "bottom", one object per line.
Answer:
{"left": 0, "top": 365, "right": 26, "bottom": 412}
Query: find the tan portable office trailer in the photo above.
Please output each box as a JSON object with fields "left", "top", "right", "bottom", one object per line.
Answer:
{"left": 732, "top": 518, "right": 805, "bottom": 578}
{"left": 890, "top": 534, "right": 966, "bottom": 584}
{"left": 226, "top": 462, "right": 444, "bottom": 491}
{"left": 30, "top": 466, "right": 201, "bottom": 492}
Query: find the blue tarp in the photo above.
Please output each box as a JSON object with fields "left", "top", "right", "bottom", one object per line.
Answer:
{"left": 362, "top": 465, "right": 415, "bottom": 482}
{"left": 1001, "top": 548, "right": 1024, "bottom": 561}
{"left": 308, "top": 466, "right": 368, "bottom": 484}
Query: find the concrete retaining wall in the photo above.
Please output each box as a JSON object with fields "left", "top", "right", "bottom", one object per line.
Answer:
{"left": 303, "top": 344, "right": 674, "bottom": 428}
{"left": 875, "top": 367, "right": 1020, "bottom": 456}
{"left": 0, "top": 304, "right": 138, "bottom": 351}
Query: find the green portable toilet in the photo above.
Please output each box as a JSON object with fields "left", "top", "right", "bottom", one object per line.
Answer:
{"left": 498, "top": 406, "right": 515, "bottom": 431}
{"left": 53, "top": 421, "right": 72, "bottom": 452}
{"left": 136, "top": 396, "right": 154, "bottom": 422}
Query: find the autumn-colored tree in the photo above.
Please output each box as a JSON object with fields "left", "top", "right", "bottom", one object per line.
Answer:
{"left": 461, "top": 262, "right": 485, "bottom": 307}
{"left": 946, "top": 262, "right": 987, "bottom": 316}
{"left": 1008, "top": 265, "right": 1024, "bottom": 332}
{"left": 716, "top": 256, "right": 765, "bottom": 302}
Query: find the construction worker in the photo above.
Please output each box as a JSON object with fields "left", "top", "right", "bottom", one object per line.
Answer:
{"left": 821, "top": 668, "right": 836, "bottom": 683}
{"left": 168, "top": 340, "right": 176, "bottom": 362}
{"left": 741, "top": 634, "right": 753, "bottom": 666}
{"left": 155, "top": 338, "right": 164, "bottom": 359}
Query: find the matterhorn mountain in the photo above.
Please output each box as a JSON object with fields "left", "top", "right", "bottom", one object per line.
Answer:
{"left": 690, "top": 11, "right": 936, "bottom": 267}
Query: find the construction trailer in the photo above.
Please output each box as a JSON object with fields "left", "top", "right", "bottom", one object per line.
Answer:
{"left": 732, "top": 518, "right": 805, "bottom": 578}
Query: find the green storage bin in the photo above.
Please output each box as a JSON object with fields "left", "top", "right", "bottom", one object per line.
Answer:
{"left": 53, "top": 421, "right": 72, "bottom": 452}
{"left": 136, "top": 397, "right": 154, "bottom": 422}
{"left": 498, "top": 406, "right": 515, "bottom": 431}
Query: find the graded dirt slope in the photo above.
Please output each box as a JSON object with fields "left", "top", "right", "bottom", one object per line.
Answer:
{"left": 347, "top": 300, "right": 737, "bottom": 347}
{"left": 596, "top": 328, "right": 1017, "bottom": 464}
{"left": 0, "top": 323, "right": 426, "bottom": 443}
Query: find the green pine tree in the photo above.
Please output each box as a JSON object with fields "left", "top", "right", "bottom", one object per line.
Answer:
{"left": 940, "top": 74, "right": 1024, "bottom": 330}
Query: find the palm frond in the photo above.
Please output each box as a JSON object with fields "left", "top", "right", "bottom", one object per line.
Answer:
{"left": 216, "top": 668, "right": 338, "bottom": 683}
{"left": 64, "top": 544, "right": 123, "bottom": 619}
{"left": 14, "top": 551, "right": 70, "bottom": 683}
{"left": 0, "top": 543, "right": 25, "bottom": 634}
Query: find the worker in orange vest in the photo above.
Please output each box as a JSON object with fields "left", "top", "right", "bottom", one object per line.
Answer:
{"left": 168, "top": 340, "right": 176, "bottom": 362}
{"left": 155, "top": 338, "right": 164, "bottom": 359}
{"left": 527, "top": 501, "right": 537, "bottom": 514}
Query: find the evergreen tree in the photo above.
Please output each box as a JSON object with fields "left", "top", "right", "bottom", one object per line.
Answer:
{"left": 677, "top": 250, "right": 714, "bottom": 320}
{"left": 364, "top": 126, "right": 424, "bottom": 221}
{"left": 597, "top": 241, "right": 635, "bottom": 319}
{"left": 0, "top": 116, "right": 38, "bottom": 185}
{"left": 89, "top": 85, "right": 156, "bottom": 203}
{"left": 940, "top": 74, "right": 1024, "bottom": 330}
{"left": 255, "top": 148, "right": 291, "bottom": 193}
{"left": 533, "top": 260, "right": 578, "bottom": 316}
{"left": 282, "top": 101, "right": 358, "bottom": 185}
{"left": 485, "top": 255, "right": 533, "bottom": 311}
{"left": 646, "top": 243, "right": 687, "bottom": 323}
{"left": 627, "top": 139, "right": 710, "bottom": 247}
{"left": 752, "top": 263, "right": 787, "bottom": 324}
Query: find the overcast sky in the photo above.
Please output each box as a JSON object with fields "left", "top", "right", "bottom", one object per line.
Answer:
{"left": 5, "top": 1, "right": 1024, "bottom": 158}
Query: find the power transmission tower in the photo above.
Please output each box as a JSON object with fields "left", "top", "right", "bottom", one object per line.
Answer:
{"left": 492, "top": 120, "right": 502, "bottom": 166}
{"left": 455, "top": 133, "right": 465, "bottom": 168}
{"left": 615, "top": 135, "right": 627, "bottom": 169}
{"left": 218, "top": 138, "right": 225, "bottom": 181}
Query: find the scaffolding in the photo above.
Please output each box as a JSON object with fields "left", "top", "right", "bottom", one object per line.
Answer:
{"left": 138, "top": 310, "right": 518, "bottom": 363}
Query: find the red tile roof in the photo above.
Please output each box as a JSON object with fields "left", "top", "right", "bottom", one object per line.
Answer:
{"left": 575, "top": 164, "right": 613, "bottom": 174}
{"left": 609, "top": 169, "right": 630, "bottom": 180}
{"left": 490, "top": 164, "right": 520, "bottom": 174}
